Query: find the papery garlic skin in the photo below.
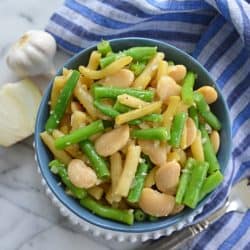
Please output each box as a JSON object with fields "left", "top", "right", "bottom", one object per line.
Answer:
{"left": 0, "top": 79, "right": 42, "bottom": 147}
{"left": 6, "top": 30, "right": 56, "bottom": 77}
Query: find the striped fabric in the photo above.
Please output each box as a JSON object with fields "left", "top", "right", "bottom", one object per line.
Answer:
{"left": 46, "top": 0, "right": 250, "bottom": 249}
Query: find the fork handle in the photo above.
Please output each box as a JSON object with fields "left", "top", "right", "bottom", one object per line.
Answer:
{"left": 141, "top": 220, "right": 209, "bottom": 250}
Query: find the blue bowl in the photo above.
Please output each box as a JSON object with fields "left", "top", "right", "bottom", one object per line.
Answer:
{"left": 34, "top": 38, "right": 231, "bottom": 234}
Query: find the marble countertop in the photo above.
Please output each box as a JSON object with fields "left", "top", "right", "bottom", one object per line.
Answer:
{"left": 0, "top": 1, "right": 138, "bottom": 249}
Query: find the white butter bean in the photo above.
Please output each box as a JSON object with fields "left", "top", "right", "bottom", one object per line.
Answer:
{"left": 68, "top": 159, "right": 97, "bottom": 188}
{"left": 155, "top": 161, "right": 181, "bottom": 194}
{"left": 139, "top": 188, "right": 175, "bottom": 217}
{"left": 102, "top": 69, "right": 134, "bottom": 88}
{"left": 95, "top": 125, "right": 130, "bottom": 156}
{"left": 138, "top": 139, "right": 167, "bottom": 165}
{"left": 197, "top": 86, "right": 218, "bottom": 104}
{"left": 210, "top": 130, "right": 220, "bottom": 154}
{"left": 168, "top": 65, "right": 187, "bottom": 82}
{"left": 156, "top": 76, "right": 181, "bottom": 104}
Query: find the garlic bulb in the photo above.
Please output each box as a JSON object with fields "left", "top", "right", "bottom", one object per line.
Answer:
{"left": 6, "top": 30, "right": 56, "bottom": 77}
{"left": 0, "top": 79, "right": 41, "bottom": 147}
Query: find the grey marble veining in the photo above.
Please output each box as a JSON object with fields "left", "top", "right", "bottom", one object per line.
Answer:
{"left": 0, "top": 1, "right": 140, "bottom": 249}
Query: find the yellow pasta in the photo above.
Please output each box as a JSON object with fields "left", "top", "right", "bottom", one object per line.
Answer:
{"left": 161, "top": 96, "right": 181, "bottom": 131}
{"left": 40, "top": 131, "right": 72, "bottom": 165}
{"left": 79, "top": 56, "right": 132, "bottom": 79}
{"left": 82, "top": 51, "right": 102, "bottom": 87}
{"left": 144, "top": 166, "right": 158, "bottom": 188}
{"left": 191, "top": 130, "right": 204, "bottom": 161}
{"left": 71, "top": 101, "right": 83, "bottom": 112}
{"left": 74, "top": 83, "right": 99, "bottom": 119}
{"left": 117, "top": 94, "right": 149, "bottom": 109}
{"left": 115, "top": 144, "right": 141, "bottom": 197}
{"left": 167, "top": 151, "right": 180, "bottom": 162}
{"left": 87, "top": 186, "right": 104, "bottom": 200}
{"left": 50, "top": 76, "right": 66, "bottom": 109}
{"left": 70, "top": 110, "right": 87, "bottom": 131}
{"left": 156, "top": 60, "right": 168, "bottom": 82}
{"left": 173, "top": 148, "right": 187, "bottom": 166}
{"left": 132, "top": 52, "right": 164, "bottom": 89}
{"left": 115, "top": 101, "right": 162, "bottom": 125}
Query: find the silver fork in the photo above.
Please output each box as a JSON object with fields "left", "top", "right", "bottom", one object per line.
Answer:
{"left": 141, "top": 177, "right": 250, "bottom": 250}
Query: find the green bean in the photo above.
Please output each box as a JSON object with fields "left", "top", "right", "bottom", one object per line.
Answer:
{"left": 79, "top": 140, "right": 110, "bottom": 179}
{"left": 100, "top": 47, "right": 157, "bottom": 68}
{"left": 45, "top": 70, "right": 80, "bottom": 132}
{"left": 113, "top": 101, "right": 132, "bottom": 113}
{"left": 200, "top": 125, "right": 220, "bottom": 174}
{"left": 188, "top": 106, "right": 199, "bottom": 128}
{"left": 131, "top": 127, "right": 169, "bottom": 141}
{"left": 199, "top": 170, "right": 224, "bottom": 201}
{"left": 134, "top": 209, "right": 147, "bottom": 222}
{"left": 54, "top": 120, "right": 104, "bottom": 149}
{"left": 94, "top": 100, "right": 120, "bottom": 118}
{"left": 148, "top": 215, "right": 158, "bottom": 221}
{"left": 80, "top": 196, "right": 134, "bottom": 225}
{"left": 49, "top": 160, "right": 87, "bottom": 199}
{"left": 169, "top": 112, "right": 187, "bottom": 147}
{"left": 167, "top": 61, "right": 175, "bottom": 66}
{"left": 194, "top": 92, "right": 221, "bottom": 130}
{"left": 100, "top": 53, "right": 122, "bottom": 68}
{"left": 93, "top": 86, "right": 154, "bottom": 102}
{"left": 181, "top": 71, "right": 196, "bottom": 105}
{"left": 127, "top": 161, "right": 150, "bottom": 203}
{"left": 97, "top": 40, "right": 112, "bottom": 56}
{"left": 130, "top": 61, "right": 146, "bottom": 76}
{"left": 125, "top": 47, "right": 157, "bottom": 61}
{"left": 102, "top": 120, "right": 115, "bottom": 128}
{"left": 175, "top": 158, "right": 196, "bottom": 204}
{"left": 183, "top": 161, "right": 209, "bottom": 208}
{"left": 128, "top": 114, "right": 163, "bottom": 125}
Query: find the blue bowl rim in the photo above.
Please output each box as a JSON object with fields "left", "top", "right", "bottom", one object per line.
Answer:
{"left": 35, "top": 37, "right": 232, "bottom": 233}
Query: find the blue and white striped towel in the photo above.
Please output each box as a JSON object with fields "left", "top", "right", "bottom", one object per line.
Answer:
{"left": 46, "top": 0, "right": 250, "bottom": 249}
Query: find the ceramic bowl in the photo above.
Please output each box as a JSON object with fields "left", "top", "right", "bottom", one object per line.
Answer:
{"left": 34, "top": 37, "right": 231, "bottom": 242}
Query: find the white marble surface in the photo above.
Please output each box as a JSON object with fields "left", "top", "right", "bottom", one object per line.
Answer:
{"left": 0, "top": 1, "right": 139, "bottom": 249}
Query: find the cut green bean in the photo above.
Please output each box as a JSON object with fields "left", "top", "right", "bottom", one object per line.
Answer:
{"left": 102, "top": 120, "right": 115, "bottom": 128}
{"left": 169, "top": 112, "right": 187, "bottom": 147}
{"left": 54, "top": 120, "right": 104, "bottom": 149}
{"left": 167, "top": 60, "right": 175, "bottom": 66}
{"left": 128, "top": 161, "right": 150, "bottom": 203}
{"left": 94, "top": 100, "right": 120, "bottom": 118}
{"left": 45, "top": 70, "right": 80, "bottom": 132}
{"left": 134, "top": 209, "right": 147, "bottom": 222}
{"left": 183, "top": 161, "right": 209, "bottom": 208}
{"left": 80, "top": 196, "right": 134, "bottom": 225}
{"left": 148, "top": 215, "right": 158, "bottom": 222}
{"left": 194, "top": 92, "right": 221, "bottom": 130}
{"left": 176, "top": 158, "right": 196, "bottom": 204}
{"left": 181, "top": 71, "right": 196, "bottom": 105}
{"left": 49, "top": 160, "right": 87, "bottom": 199}
{"left": 188, "top": 106, "right": 199, "bottom": 128}
{"left": 199, "top": 170, "right": 224, "bottom": 201}
{"left": 130, "top": 61, "right": 146, "bottom": 76}
{"left": 113, "top": 101, "right": 132, "bottom": 113}
{"left": 200, "top": 125, "right": 220, "bottom": 174}
{"left": 97, "top": 40, "right": 112, "bottom": 56}
{"left": 80, "top": 140, "right": 110, "bottom": 179}
{"left": 100, "top": 47, "right": 157, "bottom": 68}
{"left": 93, "top": 86, "right": 154, "bottom": 102}
{"left": 132, "top": 127, "right": 169, "bottom": 141}
{"left": 128, "top": 114, "right": 163, "bottom": 125}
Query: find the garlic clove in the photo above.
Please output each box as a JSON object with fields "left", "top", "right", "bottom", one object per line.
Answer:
{"left": 0, "top": 79, "right": 42, "bottom": 147}
{"left": 6, "top": 30, "right": 56, "bottom": 77}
